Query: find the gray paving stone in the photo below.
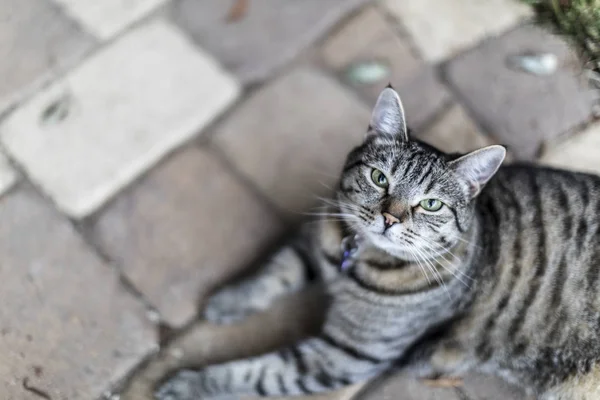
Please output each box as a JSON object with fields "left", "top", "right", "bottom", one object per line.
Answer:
{"left": 418, "top": 103, "right": 495, "bottom": 154}
{"left": 401, "top": 68, "right": 453, "bottom": 134}
{"left": 0, "top": 0, "right": 95, "bottom": 114}
{"left": 354, "top": 372, "right": 460, "bottom": 400}
{"left": 170, "top": 0, "right": 370, "bottom": 84}
{"left": 0, "top": 152, "right": 17, "bottom": 197}
{"left": 446, "top": 25, "right": 596, "bottom": 160}
{"left": 212, "top": 67, "right": 371, "bottom": 216}
{"left": 89, "top": 147, "right": 284, "bottom": 328}
{"left": 461, "top": 373, "right": 527, "bottom": 400}
{"left": 0, "top": 187, "right": 156, "bottom": 399}
{"left": 320, "top": 6, "right": 451, "bottom": 133}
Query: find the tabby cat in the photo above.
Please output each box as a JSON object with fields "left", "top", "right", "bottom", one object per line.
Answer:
{"left": 156, "top": 87, "right": 600, "bottom": 400}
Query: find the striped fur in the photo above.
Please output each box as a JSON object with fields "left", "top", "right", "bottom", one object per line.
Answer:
{"left": 157, "top": 88, "right": 600, "bottom": 400}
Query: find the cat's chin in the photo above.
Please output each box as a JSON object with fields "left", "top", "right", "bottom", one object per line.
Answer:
{"left": 364, "top": 232, "right": 420, "bottom": 262}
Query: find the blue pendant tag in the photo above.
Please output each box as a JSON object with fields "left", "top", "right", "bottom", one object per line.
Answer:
{"left": 340, "top": 234, "right": 363, "bottom": 272}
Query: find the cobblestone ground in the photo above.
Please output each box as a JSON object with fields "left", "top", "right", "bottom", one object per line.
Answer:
{"left": 0, "top": 0, "right": 598, "bottom": 399}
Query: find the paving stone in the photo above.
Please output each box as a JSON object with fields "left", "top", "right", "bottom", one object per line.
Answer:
{"left": 354, "top": 372, "right": 460, "bottom": 400}
{"left": 418, "top": 103, "right": 494, "bottom": 154}
{"left": 383, "top": 0, "right": 532, "bottom": 62}
{"left": 212, "top": 67, "right": 370, "bottom": 216}
{"left": 0, "top": 187, "right": 156, "bottom": 399}
{"left": 461, "top": 373, "right": 527, "bottom": 400}
{"left": 320, "top": 6, "right": 450, "bottom": 132}
{"left": 0, "top": 152, "right": 17, "bottom": 197}
{"left": 400, "top": 68, "right": 452, "bottom": 134}
{"left": 1, "top": 19, "right": 240, "bottom": 218}
{"left": 446, "top": 25, "right": 596, "bottom": 160}
{"left": 170, "top": 0, "right": 370, "bottom": 84}
{"left": 0, "top": 0, "right": 95, "bottom": 114}
{"left": 540, "top": 121, "right": 600, "bottom": 174}
{"left": 89, "top": 147, "right": 284, "bottom": 328}
{"left": 54, "top": 0, "right": 168, "bottom": 39}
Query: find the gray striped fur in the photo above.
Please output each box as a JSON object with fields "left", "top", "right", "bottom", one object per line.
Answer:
{"left": 157, "top": 88, "right": 600, "bottom": 400}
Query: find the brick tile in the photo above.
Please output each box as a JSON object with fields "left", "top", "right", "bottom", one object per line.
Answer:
{"left": 0, "top": 187, "right": 156, "bottom": 399}
{"left": 400, "top": 68, "right": 452, "bottom": 134}
{"left": 383, "top": 0, "right": 531, "bottom": 62}
{"left": 54, "top": 0, "right": 168, "bottom": 39}
{"left": 461, "top": 374, "right": 527, "bottom": 400}
{"left": 0, "top": 0, "right": 95, "bottom": 114}
{"left": 88, "top": 147, "right": 284, "bottom": 327}
{"left": 212, "top": 67, "right": 370, "bottom": 216}
{"left": 418, "top": 103, "right": 494, "bottom": 154}
{"left": 354, "top": 372, "right": 460, "bottom": 400}
{"left": 0, "top": 152, "right": 17, "bottom": 197}
{"left": 1, "top": 19, "right": 240, "bottom": 218}
{"left": 540, "top": 121, "right": 600, "bottom": 174}
{"left": 321, "top": 7, "right": 420, "bottom": 77}
{"left": 170, "top": 0, "right": 370, "bottom": 84}
{"left": 320, "top": 6, "right": 450, "bottom": 132}
{"left": 446, "top": 25, "right": 596, "bottom": 160}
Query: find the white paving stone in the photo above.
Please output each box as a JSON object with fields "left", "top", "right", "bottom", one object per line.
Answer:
{"left": 0, "top": 152, "right": 17, "bottom": 196}
{"left": 0, "top": 19, "right": 240, "bottom": 218}
{"left": 383, "top": 0, "right": 532, "bottom": 62}
{"left": 540, "top": 122, "right": 600, "bottom": 174}
{"left": 54, "top": 0, "right": 168, "bottom": 39}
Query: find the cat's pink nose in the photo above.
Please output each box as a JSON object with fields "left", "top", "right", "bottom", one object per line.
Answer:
{"left": 382, "top": 212, "right": 400, "bottom": 228}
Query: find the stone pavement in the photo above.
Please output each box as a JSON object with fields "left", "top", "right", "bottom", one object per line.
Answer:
{"left": 0, "top": 0, "right": 598, "bottom": 399}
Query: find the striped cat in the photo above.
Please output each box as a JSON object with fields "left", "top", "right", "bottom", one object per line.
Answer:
{"left": 156, "top": 87, "right": 600, "bottom": 400}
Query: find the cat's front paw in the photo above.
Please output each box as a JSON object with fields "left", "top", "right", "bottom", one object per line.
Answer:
{"left": 203, "top": 286, "right": 265, "bottom": 324}
{"left": 155, "top": 370, "right": 202, "bottom": 400}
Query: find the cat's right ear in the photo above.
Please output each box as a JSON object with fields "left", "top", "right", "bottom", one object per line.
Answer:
{"left": 449, "top": 145, "right": 506, "bottom": 198}
{"left": 368, "top": 86, "right": 408, "bottom": 142}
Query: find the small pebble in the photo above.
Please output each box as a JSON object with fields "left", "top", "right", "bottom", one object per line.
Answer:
{"left": 345, "top": 61, "right": 390, "bottom": 85}
{"left": 507, "top": 52, "right": 558, "bottom": 76}
{"left": 39, "top": 93, "right": 71, "bottom": 126}
{"left": 102, "top": 391, "right": 120, "bottom": 400}
{"left": 146, "top": 309, "right": 161, "bottom": 323}
{"left": 169, "top": 347, "right": 184, "bottom": 360}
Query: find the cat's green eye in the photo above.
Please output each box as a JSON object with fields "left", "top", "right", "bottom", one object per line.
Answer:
{"left": 371, "top": 169, "right": 388, "bottom": 188}
{"left": 420, "top": 199, "right": 443, "bottom": 212}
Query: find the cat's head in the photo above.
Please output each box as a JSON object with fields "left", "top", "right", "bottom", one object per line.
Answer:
{"left": 337, "top": 86, "right": 505, "bottom": 260}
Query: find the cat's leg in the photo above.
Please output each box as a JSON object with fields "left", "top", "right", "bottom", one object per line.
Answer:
{"left": 119, "top": 285, "right": 325, "bottom": 400}
{"left": 400, "top": 338, "right": 470, "bottom": 388}
{"left": 155, "top": 333, "right": 392, "bottom": 399}
{"left": 204, "top": 242, "right": 319, "bottom": 324}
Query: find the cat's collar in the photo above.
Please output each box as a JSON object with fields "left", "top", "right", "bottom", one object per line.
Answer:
{"left": 340, "top": 234, "right": 364, "bottom": 272}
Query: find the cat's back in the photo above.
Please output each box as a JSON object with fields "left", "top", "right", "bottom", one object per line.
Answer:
{"left": 465, "top": 163, "right": 600, "bottom": 391}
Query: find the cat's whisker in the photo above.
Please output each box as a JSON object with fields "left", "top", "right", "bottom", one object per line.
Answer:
{"left": 444, "top": 232, "right": 482, "bottom": 250}
{"left": 301, "top": 213, "right": 360, "bottom": 222}
{"left": 306, "top": 219, "right": 352, "bottom": 225}
{"left": 414, "top": 234, "right": 463, "bottom": 265}
{"left": 405, "top": 244, "right": 432, "bottom": 285}
{"left": 317, "top": 181, "right": 335, "bottom": 191}
{"left": 313, "top": 197, "right": 362, "bottom": 213}
{"left": 307, "top": 169, "right": 342, "bottom": 179}
{"left": 409, "top": 242, "right": 452, "bottom": 296}
{"left": 410, "top": 243, "right": 450, "bottom": 298}
{"left": 413, "top": 237, "right": 473, "bottom": 287}
{"left": 409, "top": 234, "right": 467, "bottom": 268}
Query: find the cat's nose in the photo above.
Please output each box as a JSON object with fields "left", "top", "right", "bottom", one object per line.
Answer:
{"left": 382, "top": 212, "right": 401, "bottom": 228}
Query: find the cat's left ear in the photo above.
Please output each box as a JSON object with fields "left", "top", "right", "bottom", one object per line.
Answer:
{"left": 368, "top": 86, "right": 408, "bottom": 141}
{"left": 449, "top": 145, "right": 506, "bottom": 198}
